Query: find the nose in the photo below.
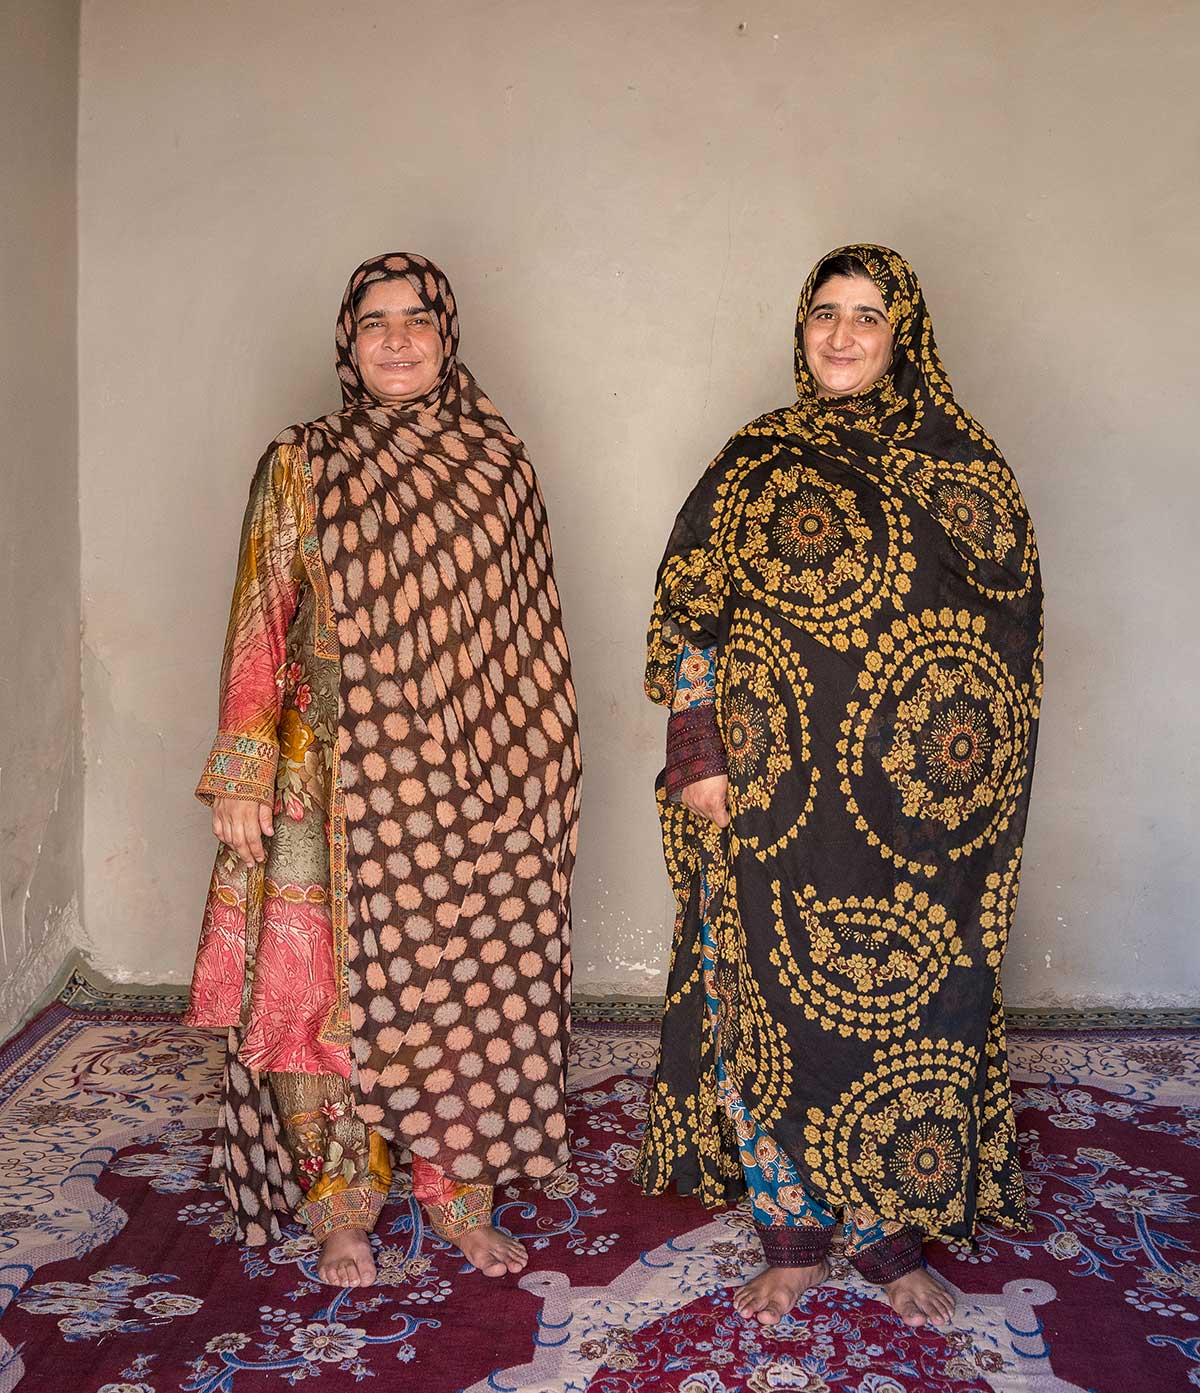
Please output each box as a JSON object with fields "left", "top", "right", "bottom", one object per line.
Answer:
{"left": 827, "top": 314, "right": 854, "bottom": 350}
{"left": 383, "top": 321, "right": 412, "bottom": 350}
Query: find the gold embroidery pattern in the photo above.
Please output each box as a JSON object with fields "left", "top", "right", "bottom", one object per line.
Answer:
{"left": 717, "top": 610, "right": 819, "bottom": 861}
{"left": 838, "top": 608, "right": 1034, "bottom": 877}
{"left": 769, "top": 881, "right": 970, "bottom": 1042}
{"left": 715, "top": 875, "right": 794, "bottom": 1132}
{"left": 644, "top": 547, "right": 729, "bottom": 705}
{"left": 803, "top": 1037, "right": 979, "bottom": 1230}
{"left": 976, "top": 983, "right": 1029, "bottom": 1225}
{"left": 317, "top": 753, "right": 351, "bottom": 1048}
{"left": 280, "top": 441, "right": 339, "bottom": 662}
{"left": 883, "top": 446, "right": 1037, "bottom": 601}
{"left": 981, "top": 847, "right": 1024, "bottom": 970}
{"left": 636, "top": 789, "right": 745, "bottom": 1207}
{"left": 714, "top": 446, "right": 916, "bottom": 652}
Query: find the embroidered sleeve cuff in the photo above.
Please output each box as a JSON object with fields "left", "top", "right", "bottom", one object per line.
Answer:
{"left": 196, "top": 732, "right": 278, "bottom": 805}
{"left": 665, "top": 705, "right": 727, "bottom": 801}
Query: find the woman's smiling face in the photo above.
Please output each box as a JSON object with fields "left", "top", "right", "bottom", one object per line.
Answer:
{"left": 353, "top": 278, "right": 445, "bottom": 403}
{"left": 802, "top": 273, "right": 893, "bottom": 398}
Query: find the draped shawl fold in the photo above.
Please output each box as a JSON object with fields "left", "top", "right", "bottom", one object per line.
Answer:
{"left": 274, "top": 253, "right": 581, "bottom": 1185}
{"left": 638, "top": 245, "right": 1042, "bottom": 1241}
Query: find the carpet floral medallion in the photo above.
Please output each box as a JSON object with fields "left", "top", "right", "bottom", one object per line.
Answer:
{"left": 1, "top": 988, "right": 1200, "bottom": 1392}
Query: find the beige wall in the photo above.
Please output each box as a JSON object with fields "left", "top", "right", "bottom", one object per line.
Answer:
{"left": 0, "top": 1, "right": 83, "bottom": 1035}
{"left": 78, "top": 0, "right": 1199, "bottom": 1003}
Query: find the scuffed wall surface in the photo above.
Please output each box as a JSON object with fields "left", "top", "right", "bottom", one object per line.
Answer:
{"left": 0, "top": 1, "right": 83, "bottom": 1035}
{"left": 79, "top": 0, "right": 1199, "bottom": 1003}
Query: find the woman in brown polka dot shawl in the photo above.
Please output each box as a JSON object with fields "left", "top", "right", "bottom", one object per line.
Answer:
{"left": 186, "top": 253, "right": 581, "bottom": 1285}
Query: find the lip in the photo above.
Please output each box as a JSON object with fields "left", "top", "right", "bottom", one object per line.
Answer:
{"left": 823, "top": 355, "right": 859, "bottom": 366}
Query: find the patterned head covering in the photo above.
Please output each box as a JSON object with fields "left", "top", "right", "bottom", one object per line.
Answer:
{"left": 308, "top": 250, "right": 523, "bottom": 481}
{"left": 792, "top": 243, "right": 986, "bottom": 461}
{"left": 334, "top": 252, "right": 462, "bottom": 413}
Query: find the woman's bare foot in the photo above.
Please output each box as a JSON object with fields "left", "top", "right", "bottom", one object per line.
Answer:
{"left": 453, "top": 1225, "right": 528, "bottom": 1277}
{"left": 883, "top": 1267, "right": 955, "bottom": 1326}
{"left": 317, "top": 1228, "right": 376, "bottom": 1287}
{"left": 733, "top": 1259, "right": 830, "bottom": 1325}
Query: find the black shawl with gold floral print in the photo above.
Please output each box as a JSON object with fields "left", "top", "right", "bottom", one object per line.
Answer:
{"left": 637, "top": 245, "right": 1042, "bottom": 1242}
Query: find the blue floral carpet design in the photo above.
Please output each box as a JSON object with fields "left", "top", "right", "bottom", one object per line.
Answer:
{"left": 1, "top": 991, "right": 1200, "bottom": 1391}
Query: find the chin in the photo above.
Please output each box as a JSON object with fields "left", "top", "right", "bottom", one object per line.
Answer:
{"left": 825, "top": 377, "right": 871, "bottom": 397}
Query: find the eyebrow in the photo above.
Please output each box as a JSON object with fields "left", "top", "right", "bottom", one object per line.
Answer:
{"left": 808, "top": 300, "right": 887, "bottom": 316}
{"left": 356, "top": 304, "right": 428, "bottom": 324}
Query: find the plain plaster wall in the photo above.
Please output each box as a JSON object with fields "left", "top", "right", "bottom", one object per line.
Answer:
{"left": 79, "top": 0, "right": 1199, "bottom": 1004}
{"left": 0, "top": 0, "right": 83, "bottom": 1035}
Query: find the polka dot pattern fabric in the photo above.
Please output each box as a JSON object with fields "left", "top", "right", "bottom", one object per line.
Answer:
{"left": 284, "top": 253, "right": 581, "bottom": 1185}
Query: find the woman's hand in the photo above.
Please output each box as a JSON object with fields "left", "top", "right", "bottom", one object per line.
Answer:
{"left": 681, "top": 774, "right": 730, "bottom": 828}
{"left": 212, "top": 796, "right": 274, "bottom": 867}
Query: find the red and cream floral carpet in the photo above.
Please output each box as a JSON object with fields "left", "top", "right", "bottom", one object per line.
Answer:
{"left": 2, "top": 979, "right": 1199, "bottom": 1392}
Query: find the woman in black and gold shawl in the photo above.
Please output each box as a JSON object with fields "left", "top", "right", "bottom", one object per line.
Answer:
{"left": 638, "top": 245, "right": 1042, "bottom": 1327}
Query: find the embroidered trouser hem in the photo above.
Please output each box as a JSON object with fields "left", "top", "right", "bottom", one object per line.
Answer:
{"left": 755, "top": 1219, "right": 923, "bottom": 1281}
{"left": 300, "top": 1185, "right": 387, "bottom": 1242}
{"left": 412, "top": 1157, "right": 493, "bottom": 1240}
{"left": 847, "top": 1224, "right": 924, "bottom": 1284}
{"left": 756, "top": 1222, "right": 834, "bottom": 1267}
{"left": 269, "top": 1071, "right": 391, "bottom": 1239}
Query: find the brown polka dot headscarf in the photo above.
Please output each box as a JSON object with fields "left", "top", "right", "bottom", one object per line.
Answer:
{"left": 334, "top": 252, "right": 461, "bottom": 412}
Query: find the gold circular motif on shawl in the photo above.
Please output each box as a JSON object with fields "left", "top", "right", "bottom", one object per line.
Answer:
{"left": 889, "top": 449, "right": 1037, "bottom": 600}
{"left": 717, "top": 610, "right": 819, "bottom": 861}
{"left": 803, "top": 1037, "right": 978, "bottom": 1230}
{"left": 769, "top": 880, "right": 969, "bottom": 1041}
{"left": 716, "top": 875, "right": 794, "bottom": 1131}
{"left": 714, "top": 444, "right": 915, "bottom": 651}
{"left": 838, "top": 608, "right": 1034, "bottom": 878}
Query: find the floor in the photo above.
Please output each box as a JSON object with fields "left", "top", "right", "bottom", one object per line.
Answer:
{"left": 1, "top": 974, "right": 1199, "bottom": 1392}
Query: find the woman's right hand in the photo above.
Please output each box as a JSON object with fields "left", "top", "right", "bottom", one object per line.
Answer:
{"left": 681, "top": 774, "right": 730, "bottom": 828}
{"left": 212, "top": 796, "right": 275, "bottom": 867}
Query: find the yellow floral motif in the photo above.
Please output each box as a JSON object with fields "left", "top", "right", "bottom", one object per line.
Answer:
{"left": 980, "top": 847, "right": 1024, "bottom": 969}
{"left": 279, "top": 707, "right": 315, "bottom": 762}
{"left": 893, "top": 1119, "right": 964, "bottom": 1202}
{"left": 769, "top": 881, "right": 971, "bottom": 1041}
{"left": 935, "top": 480, "right": 1017, "bottom": 563}
{"left": 712, "top": 444, "right": 916, "bottom": 649}
{"left": 644, "top": 547, "right": 729, "bottom": 706}
{"left": 920, "top": 699, "right": 993, "bottom": 793}
{"left": 715, "top": 876, "right": 795, "bottom": 1132}
{"left": 747, "top": 472, "right": 873, "bottom": 606}
{"left": 883, "top": 662, "right": 1011, "bottom": 827}
{"left": 889, "top": 448, "right": 1038, "bottom": 600}
{"left": 839, "top": 608, "right": 1035, "bottom": 876}
{"left": 717, "top": 610, "right": 819, "bottom": 862}
{"left": 802, "top": 1036, "right": 980, "bottom": 1233}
